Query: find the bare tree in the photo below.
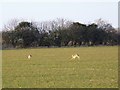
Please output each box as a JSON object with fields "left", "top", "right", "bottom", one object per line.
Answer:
{"left": 95, "top": 18, "right": 113, "bottom": 30}
{"left": 2, "top": 19, "right": 19, "bottom": 31}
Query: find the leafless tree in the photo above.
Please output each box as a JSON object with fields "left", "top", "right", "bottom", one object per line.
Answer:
{"left": 2, "top": 19, "right": 19, "bottom": 31}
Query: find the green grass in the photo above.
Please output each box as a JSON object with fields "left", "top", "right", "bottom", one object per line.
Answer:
{"left": 2, "top": 46, "right": 118, "bottom": 88}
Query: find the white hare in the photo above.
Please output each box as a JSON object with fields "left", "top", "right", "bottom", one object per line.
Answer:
{"left": 28, "top": 55, "right": 32, "bottom": 59}
{"left": 71, "top": 54, "right": 80, "bottom": 59}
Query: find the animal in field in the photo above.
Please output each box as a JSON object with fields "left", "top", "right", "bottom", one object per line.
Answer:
{"left": 27, "top": 55, "right": 32, "bottom": 59}
{"left": 71, "top": 54, "right": 80, "bottom": 59}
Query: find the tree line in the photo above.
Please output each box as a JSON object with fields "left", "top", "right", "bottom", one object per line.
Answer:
{"left": 2, "top": 18, "right": 120, "bottom": 49}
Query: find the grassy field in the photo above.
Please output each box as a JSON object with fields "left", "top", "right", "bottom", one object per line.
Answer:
{"left": 2, "top": 46, "right": 118, "bottom": 88}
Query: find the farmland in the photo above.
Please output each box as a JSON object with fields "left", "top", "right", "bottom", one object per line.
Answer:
{"left": 2, "top": 46, "right": 118, "bottom": 88}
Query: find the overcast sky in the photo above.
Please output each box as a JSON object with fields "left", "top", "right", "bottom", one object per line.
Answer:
{"left": 0, "top": 0, "right": 118, "bottom": 30}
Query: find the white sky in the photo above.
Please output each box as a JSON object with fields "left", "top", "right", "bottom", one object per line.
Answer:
{"left": 0, "top": 0, "right": 119, "bottom": 30}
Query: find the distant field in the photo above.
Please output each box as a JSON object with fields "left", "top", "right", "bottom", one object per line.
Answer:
{"left": 2, "top": 46, "right": 118, "bottom": 88}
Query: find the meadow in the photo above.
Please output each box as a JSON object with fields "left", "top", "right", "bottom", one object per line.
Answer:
{"left": 2, "top": 46, "right": 118, "bottom": 88}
